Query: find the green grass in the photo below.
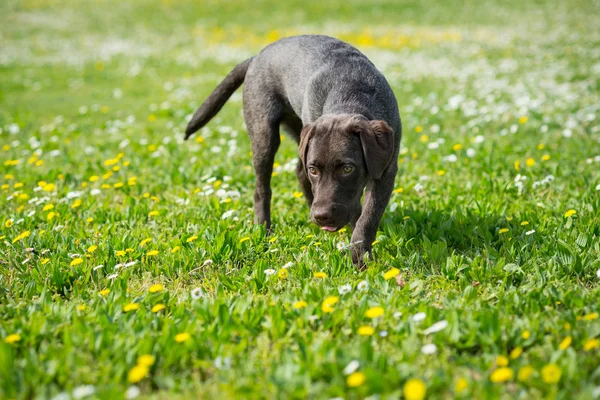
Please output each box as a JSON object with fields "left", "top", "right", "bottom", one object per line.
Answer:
{"left": 1, "top": 0, "right": 600, "bottom": 399}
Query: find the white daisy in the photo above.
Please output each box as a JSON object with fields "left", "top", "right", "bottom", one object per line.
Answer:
{"left": 343, "top": 360, "right": 360, "bottom": 375}
{"left": 191, "top": 287, "right": 204, "bottom": 300}
{"left": 423, "top": 320, "right": 448, "bottom": 335}
{"left": 338, "top": 284, "right": 352, "bottom": 295}
{"left": 412, "top": 312, "right": 426, "bottom": 322}
{"left": 421, "top": 343, "right": 437, "bottom": 355}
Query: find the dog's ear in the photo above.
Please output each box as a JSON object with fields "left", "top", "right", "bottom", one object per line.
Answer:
{"left": 298, "top": 123, "right": 316, "bottom": 168}
{"left": 359, "top": 120, "right": 394, "bottom": 180}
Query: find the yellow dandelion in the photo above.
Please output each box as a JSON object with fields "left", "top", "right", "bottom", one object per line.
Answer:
{"left": 71, "top": 199, "right": 82, "bottom": 209}
{"left": 583, "top": 312, "right": 598, "bottom": 321}
{"left": 499, "top": 228, "right": 509, "bottom": 234}
{"left": 496, "top": 355, "right": 509, "bottom": 367}
{"left": 293, "top": 301, "right": 308, "bottom": 309}
{"left": 12, "top": 230, "right": 31, "bottom": 243}
{"left": 123, "top": 303, "right": 140, "bottom": 312}
{"left": 171, "top": 246, "right": 180, "bottom": 253}
{"left": 70, "top": 258, "right": 83, "bottom": 267}
{"left": 4, "top": 334, "right": 21, "bottom": 344}
{"left": 365, "top": 306, "right": 384, "bottom": 319}
{"left": 140, "top": 238, "right": 152, "bottom": 247}
{"left": 152, "top": 304, "right": 166, "bottom": 313}
{"left": 541, "top": 364, "right": 561, "bottom": 384}
{"left": 526, "top": 158, "right": 535, "bottom": 167}
{"left": 186, "top": 235, "right": 198, "bottom": 243}
{"left": 4, "top": 219, "right": 13, "bottom": 228}
{"left": 77, "top": 305, "right": 86, "bottom": 311}
{"left": 419, "top": 134, "right": 428, "bottom": 143}
{"left": 519, "top": 116, "right": 528, "bottom": 124}
{"left": 239, "top": 237, "right": 250, "bottom": 243}
{"left": 87, "top": 245, "right": 97, "bottom": 253}
{"left": 116, "top": 250, "right": 126, "bottom": 257}
{"left": 292, "top": 191, "right": 303, "bottom": 198}
{"left": 415, "top": 126, "right": 423, "bottom": 133}
{"left": 514, "top": 160, "right": 520, "bottom": 171}
{"left": 383, "top": 267, "right": 399, "bottom": 280}
{"left": 314, "top": 272, "right": 327, "bottom": 279}
{"left": 175, "top": 332, "right": 191, "bottom": 343}
{"left": 357, "top": 326, "right": 375, "bottom": 336}
{"left": 522, "top": 330, "right": 531, "bottom": 339}
{"left": 583, "top": 338, "right": 599, "bottom": 351}
{"left": 563, "top": 209, "right": 576, "bottom": 218}
{"left": 99, "top": 289, "right": 110, "bottom": 297}
{"left": 128, "top": 365, "right": 149, "bottom": 383}
{"left": 149, "top": 284, "right": 164, "bottom": 293}
{"left": 347, "top": 371, "right": 366, "bottom": 387}
{"left": 321, "top": 296, "right": 339, "bottom": 313}
{"left": 393, "top": 187, "right": 404, "bottom": 193}
{"left": 455, "top": 377, "right": 468, "bottom": 393}
{"left": 86, "top": 217, "right": 94, "bottom": 223}
{"left": 490, "top": 367, "right": 514, "bottom": 383}
{"left": 47, "top": 211, "right": 56, "bottom": 221}
{"left": 146, "top": 250, "right": 159, "bottom": 257}
{"left": 41, "top": 258, "right": 50, "bottom": 265}
{"left": 137, "top": 354, "right": 155, "bottom": 367}
{"left": 452, "top": 143, "right": 463, "bottom": 151}
{"left": 509, "top": 347, "right": 523, "bottom": 359}
{"left": 437, "top": 170, "right": 445, "bottom": 176}
{"left": 403, "top": 378, "right": 427, "bottom": 400}
{"left": 278, "top": 269, "right": 289, "bottom": 279}
{"left": 559, "top": 336, "right": 572, "bottom": 350}
{"left": 518, "top": 365, "right": 534, "bottom": 382}
{"left": 520, "top": 221, "right": 529, "bottom": 226}
{"left": 542, "top": 154, "right": 551, "bottom": 161}
{"left": 148, "top": 211, "right": 158, "bottom": 217}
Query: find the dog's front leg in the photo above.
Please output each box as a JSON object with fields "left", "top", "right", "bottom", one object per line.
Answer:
{"left": 350, "top": 166, "right": 397, "bottom": 267}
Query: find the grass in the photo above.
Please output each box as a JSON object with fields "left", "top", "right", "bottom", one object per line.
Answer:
{"left": 1, "top": 0, "right": 600, "bottom": 399}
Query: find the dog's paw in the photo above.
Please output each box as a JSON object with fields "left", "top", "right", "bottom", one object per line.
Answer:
{"left": 351, "top": 242, "right": 371, "bottom": 269}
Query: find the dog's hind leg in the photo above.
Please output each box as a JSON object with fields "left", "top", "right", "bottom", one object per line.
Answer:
{"left": 244, "top": 93, "right": 281, "bottom": 231}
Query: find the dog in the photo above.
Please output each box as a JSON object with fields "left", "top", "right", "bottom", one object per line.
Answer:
{"left": 184, "top": 35, "right": 401, "bottom": 266}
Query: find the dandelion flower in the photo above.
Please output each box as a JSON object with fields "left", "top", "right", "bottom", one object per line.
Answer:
{"left": 509, "top": 347, "right": 523, "bottom": 359}
{"left": 99, "top": 289, "right": 110, "bottom": 297}
{"left": 4, "top": 334, "right": 21, "bottom": 344}
{"left": 357, "top": 326, "right": 375, "bottom": 336}
{"left": 171, "top": 246, "right": 180, "bottom": 253}
{"left": 70, "top": 258, "right": 83, "bottom": 266}
{"left": 12, "top": 230, "right": 30, "bottom": 243}
{"left": 496, "top": 355, "right": 509, "bottom": 367}
{"left": 148, "top": 284, "right": 164, "bottom": 293}
{"left": 564, "top": 209, "right": 576, "bottom": 218}
{"left": 116, "top": 250, "right": 126, "bottom": 257}
{"left": 314, "top": 272, "right": 327, "bottom": 279}
{"left": 239, "top": 237, "right": 250, "bottom": 243}
{"left": 186, "top": 235, "right": 198, "bottom": 243}
{"left": 87, "top": 245, "right": 97, "bottom": 253}
{"left": 148, "top": 211, "right": 158, "bottom": 217}
{"left": 583, "top": 338, "right": 599, "bottom": 351}
{"left": 77, "top": 305, "right": 86, "bottom": 311}
{"left": 321, "top": 296, "right": 339, "bottom": 313}
{"left": 455, "top": 377, "right": 468, "bottom": 393}
{"left": 522, "top": 330, "right": 531, "bottom": 339}
{"left": 128, "top": 365, "right": 148, "bottom": 383}
{"left": 346, "top": 372, "right": 366, "bottom": 387}
{"left": 357, "top": 280, "right": 369, "bottom": 291}
{"left": 278, "top": 269, "right": 289, "bottom": 279}
{"left": 499, "top": 228, "right": 509, "bottom": 234}
{"left": 518, "top": 365, "right": 534, "bottom": 381}
{"left": 541, "top": 364, "right": 561, "bottom": 383}
{"left": 583, "top": 312, "right": 598, "bottom": 321}
{"left": 146, "top": 250, "right": 159, "bottom": 257}
{"left": 383, "top": 267, "right": 399, "bottom": 280}
{"left": 338, "top": 284, "right": 352, "bottom": 295}
{"left": 403, "top": 378, "right": 427, "bottom": 400}
{"left": 124, "top": 303, "right": 140, "bottom": 312}
{"left": 175, "top": 333, "right": 191, "bottom": 343}
{"left": 365, "top": 306, "right": 384, "bottom": 319}
{"left": 152, "top": 304, "right": 166, "bottom": 313}
{"left": 559, "top": 336, "right": 572, "bottom": 350}
{"left": 293, "top": 301, "right": 308, "bottom": 309}
{"left": 140, "top": 238, "right": 152, "bottom": 247}
{"left": 490, "top": 367, "right": 514, "bottom": 383}
{"left": 137, "top": 355, "right": 155, "bottom": 367}
{"left": 526, "top": 158, "right": 535, "bottom": 167}
{"left": 191, "top": 288, "right": 204, "bottom": 300}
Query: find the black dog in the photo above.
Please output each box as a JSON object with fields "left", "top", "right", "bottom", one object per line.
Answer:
{"left": 185, "top": 35, "right": 401, "bottom": 266}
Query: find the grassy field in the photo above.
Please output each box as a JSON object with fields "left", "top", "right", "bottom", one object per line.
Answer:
{"left": 1, "top": 0, "right": 600, "bottom": 399}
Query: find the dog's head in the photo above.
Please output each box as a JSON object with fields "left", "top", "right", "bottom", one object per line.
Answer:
{"left": 298, "top": 114, "right": 394, "bottom": 231}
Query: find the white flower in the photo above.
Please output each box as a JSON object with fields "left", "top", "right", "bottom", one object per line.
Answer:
{"left": 336, "top": 242, "right": 348, "bottom": 251}
{"left": 124, "top": 261, "right": 137, "bottom": 268}
{"left": 203, "top": 259, "right": 213, "bottom": 267}
{"left": 413, "top": 183, "right": 424, "bottom": 193}
{"left": 412, "top": 312, "right": 426, "bottom": 322}
{"left": 90, "top": 189, "right": 101, "bottom": 196}
{"left": 8, "top": 123, "right": 20, "bottom": 134}
{"left": 466, "top": 148, "right": 476, "bottom": 158}
{"left": 343, "top": 360, "right": 360, "bottom": 375}
{"left": 338, "top": 284, "right": 352, "bottom": 295}
{"left": 562, "top": 129, "right": 573, "bottom": 138}
{"left": 215, "top": 356, "right": 232, "bottom": 370}
{"left": 282, "top": 262, "right": 293, "bottom": 269}
{"left": 444, "top": 154, "right": 458, "bottom": 163}
{"left": 191, "top": 287, "right": 204, "bottom": 300}
{"left": 421, "top": 344, "right": 437, "bottom": 355}
{"left": 596, "top": 183, "right": 600, "bottom": 191}
{"left": 72, "top": 385, "right": 95, "bottom": 399}
{"left": 125, "top": 386, "right": 140, "bottom": 399}
{"left": 93, "top": 265, "right": 104, "bottom": 271}
{"left": 65, "top": 191, "right": 82, "bottom": 199}
{"left": 107, "top": 273, "right": 118, "bottom": 280}
{"left": 51, "top": 393, "right": 70, "bottom": 400}
{"left": 526, "top": 230, "right": 535, "bottom": 235}
{"left": 393, "top": 311, "right": 403, "bottom": 319}
{"left": 379, "top": 330, "right": 388, "bottom": 337}
{"left": 474, "top": 135, "right": 485, "bottom": 144}
{"left": 596, "top": 269, "right": 600, "bottom": 279}
{"left": 357, "top": 280, "right": 369, "bottom": 291}
{"left": 264, "top": 269, "right": 276, "bottom": 276}
{"left": 221, "top": 210, "right": 235, "bottom": 219}
{"left": 423, "top": 320, "right": 448, "bottom": 335}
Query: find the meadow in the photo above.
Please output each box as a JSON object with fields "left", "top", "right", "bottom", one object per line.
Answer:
{"left": 1, "top": 0, "right": 600, "bottom": 399}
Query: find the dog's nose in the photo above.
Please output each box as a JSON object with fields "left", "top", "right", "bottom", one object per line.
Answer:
{"left": 312, "top": 207, "right": 334, "bottom": 225}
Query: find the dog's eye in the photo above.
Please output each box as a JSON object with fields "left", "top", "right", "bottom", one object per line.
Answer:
{"left": 342, "top": 165, "right": 354, "bottom": 174}
{"left": 308, "top": 167, "right": 318, "bottom": 176}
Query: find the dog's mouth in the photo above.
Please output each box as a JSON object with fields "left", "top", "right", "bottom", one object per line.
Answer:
{"left": 321, "top": 226, "right": 339, "bottom": 232}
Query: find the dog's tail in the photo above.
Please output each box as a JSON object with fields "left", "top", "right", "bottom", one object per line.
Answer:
{"left": 184, "top": 57, "right": 253, "bottom": 140}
